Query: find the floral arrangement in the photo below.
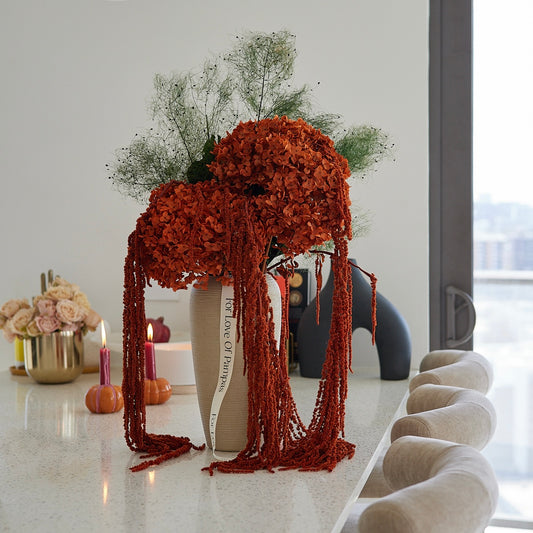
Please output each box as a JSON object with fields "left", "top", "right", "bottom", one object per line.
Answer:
{"left": 0, "top": 277, "right": 101, "bottom": 342}
{"left": 117, "top": 31, "right": 386, "bottom": 475}
{"left": 123, "top": 115, "right": 376, "bottom": 475}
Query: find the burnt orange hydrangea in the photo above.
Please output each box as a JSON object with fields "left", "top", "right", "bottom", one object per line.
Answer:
{"left": 210, "top": 116, "right": 352, "bottom": 255}
{"left": 122, "top": 116, "right": 357, "bottom": 474}
{"left": 136, "top": 179, "right": 264, "bottom": 290}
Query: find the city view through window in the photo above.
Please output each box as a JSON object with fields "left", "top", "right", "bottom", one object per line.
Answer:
{"left": 474, "top": 199, "right": 533, "bottom": 524}
{"left": 474, "top": 0, "right": 533, "bottom": 527}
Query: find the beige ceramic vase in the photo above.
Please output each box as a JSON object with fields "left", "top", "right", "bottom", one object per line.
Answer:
{"left": 190, "top": 275, "right": 281, "bottom": 451}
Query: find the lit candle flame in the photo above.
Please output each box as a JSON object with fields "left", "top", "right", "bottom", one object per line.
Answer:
{"left": 148, "top": 470, "right": 155, "bottom": 486}
{"left": 147, "top": 322, "right": 153, "bottom": 342}
{"left": 100, "top": 320, "right": 107, "bottom": 348}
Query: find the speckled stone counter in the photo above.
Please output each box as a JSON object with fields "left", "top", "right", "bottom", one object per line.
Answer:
{"left": 0, "top": 366, "right": 408, "bottom": 533}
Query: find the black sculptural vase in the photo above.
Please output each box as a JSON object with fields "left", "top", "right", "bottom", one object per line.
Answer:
{"left": 297, "top": 258, "right": 411, "bottom": 380}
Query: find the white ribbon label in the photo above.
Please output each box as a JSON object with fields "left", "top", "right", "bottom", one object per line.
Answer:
{"left": 209, "top": 283, "right": 236, "bottom": 456}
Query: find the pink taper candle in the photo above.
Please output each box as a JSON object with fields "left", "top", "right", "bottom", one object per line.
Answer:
{"left": 145, "top": 323, "right": 157, "bottom": 380}
{"left": 99, "top": 321, "right": 111, "bottom": 386}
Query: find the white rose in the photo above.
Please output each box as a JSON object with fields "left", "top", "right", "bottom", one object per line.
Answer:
{"left": 10, "top": 308, "right": 34, "bottom": 335}
{"left": 56, "top": 299, "right": 86, "bottom": 324}
{"left": 0, "top": 298, "right": 30, "bottom": 319}
{"left": 2, "top": 325, "right": 16, "bottom": 343}
{"left": 45, "top": 286, "right": 73, "bottom": 301}
{"left": 26, "top": 320, "right": 41, "bottom": 337}
{"left": 72, "top": 292, "right": 91, "bottom": 311}
{"left": 84, "top": 309, "right": 102, "bottom": 330}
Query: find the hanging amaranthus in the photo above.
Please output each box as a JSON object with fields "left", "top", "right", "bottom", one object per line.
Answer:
{"left": 122, "top": 116, "right": 373, "bottom": 474}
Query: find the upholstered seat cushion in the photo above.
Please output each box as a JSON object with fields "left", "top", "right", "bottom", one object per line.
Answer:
{"left": 409, "top": 350, "right": 493, "bottom": 394}
{"left": 391, "top": 384, "right": 496, "bottom": 449}
{"left": 357, "top": 436, "right": 499, "bottom": 533}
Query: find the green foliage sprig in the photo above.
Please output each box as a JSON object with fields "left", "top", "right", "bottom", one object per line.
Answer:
{"left": 108, "top": 30, "right": 392, "bottom": 203}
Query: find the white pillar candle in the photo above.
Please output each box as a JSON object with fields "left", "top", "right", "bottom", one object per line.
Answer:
{"left": 154, "top": 342, "right": 196, "bottom": 393}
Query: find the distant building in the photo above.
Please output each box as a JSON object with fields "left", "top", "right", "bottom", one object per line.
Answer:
{"left": 514, "top": 237, "right": 533, "bottom": 270}
{"left": 474, "top": 234, "right": 513, "bottom": 270}
{"left": 474, "top": 200, "right": 533, "bottom": 271}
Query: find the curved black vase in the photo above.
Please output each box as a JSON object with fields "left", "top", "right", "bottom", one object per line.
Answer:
{"left": 297, "top": 259, "right": 411, "bottom": 380}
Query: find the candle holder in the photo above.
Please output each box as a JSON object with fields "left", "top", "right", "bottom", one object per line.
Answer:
{"left": 144, "top": 323, "right": 172, "bottom": 405}
{"left": 85, "top": 321, "right": 123, "bottom": 414}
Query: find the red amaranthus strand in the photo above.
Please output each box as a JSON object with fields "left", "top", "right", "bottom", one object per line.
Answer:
{"left": 122, "top": 233, "right": 205, "bottom": 473}
{"left": 314, "top": 253, "right": 324, "bottom": 325}
{"left": 349, "top": 261, "right": 378, "bottom": 345}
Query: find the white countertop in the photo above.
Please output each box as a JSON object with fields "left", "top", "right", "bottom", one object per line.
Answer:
{"left": 0, "top": 365, "right": 409, "bottom": 533}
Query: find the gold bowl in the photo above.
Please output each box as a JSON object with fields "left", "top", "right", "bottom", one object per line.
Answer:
{"left": 24, "top": 331, "right": 84, "bottom": 384}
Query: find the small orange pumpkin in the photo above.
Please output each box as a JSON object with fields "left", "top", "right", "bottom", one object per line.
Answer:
{"left": 144, "top": 377, "right": 172, "bottom": 405}
{"left": 85, "top": 384, "right": 124, "bottom": 413}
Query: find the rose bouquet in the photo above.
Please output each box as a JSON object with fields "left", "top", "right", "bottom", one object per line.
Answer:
{"left": 0, "top": 277, "right": 101, "bottom": 342}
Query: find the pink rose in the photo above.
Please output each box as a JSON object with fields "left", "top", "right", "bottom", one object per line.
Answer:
{"left": 36, "top": 298, "right": 56, "bottom": 317}
{"left": 56, "top": 300, "right": 86, "bottom": 324}
{"left": 61, "top": 322, "right": 81, "bottom": 332}
{"left": 35, "top": 315, "right": 61, "bottom": 334}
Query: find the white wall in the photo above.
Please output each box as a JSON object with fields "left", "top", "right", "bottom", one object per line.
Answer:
{"left": 0, "top": 0, "right": 429, "bottom": 369}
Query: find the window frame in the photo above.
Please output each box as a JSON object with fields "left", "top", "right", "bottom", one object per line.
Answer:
{"left": 429, "top": 0, "right": 474, "bottom": 351}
